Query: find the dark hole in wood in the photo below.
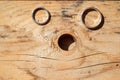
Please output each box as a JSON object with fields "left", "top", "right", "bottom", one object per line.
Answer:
{"left": 58, "top": 34, "right": 76, "bottom": 51}
{"left": 116, "top": 64, "right": 119, "bottom": 66}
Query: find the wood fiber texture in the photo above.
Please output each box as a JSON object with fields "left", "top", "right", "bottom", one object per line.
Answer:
{"left": 0, "top": 1, "right": 120, "bottom": 80}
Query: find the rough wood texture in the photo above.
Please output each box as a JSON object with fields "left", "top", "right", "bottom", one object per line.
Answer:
{"left": 0, "top": 1, "right": 120, "bottom": 80}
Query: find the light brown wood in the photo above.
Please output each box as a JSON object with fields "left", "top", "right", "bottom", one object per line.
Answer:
{"left": 0, "top": 1, "right": 120, "bottom": 80}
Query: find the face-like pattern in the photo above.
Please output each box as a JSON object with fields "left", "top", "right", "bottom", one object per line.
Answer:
{"left": 0, "top": 1, "right": 120, "bottom": 80}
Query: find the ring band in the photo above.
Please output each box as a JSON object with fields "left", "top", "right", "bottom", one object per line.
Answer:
{"left": 81, "top": 7, "right": 103, "bottom": 30}
{"left": 32, "top": 7, "right": 51, "bottom": 25}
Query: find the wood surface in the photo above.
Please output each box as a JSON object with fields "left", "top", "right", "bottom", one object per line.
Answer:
{"left": 0, "top": 1, "right": 120, "bottom": 80}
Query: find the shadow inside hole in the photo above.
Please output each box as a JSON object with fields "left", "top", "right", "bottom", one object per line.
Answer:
{"left": 32, "top": 7, "right": 51, "bottom": 25}
{"left": 82, "top": 8, "right": 104, "bottom": 30}
{"left": 58, "top": 34, "right": 76, "bottom": 51}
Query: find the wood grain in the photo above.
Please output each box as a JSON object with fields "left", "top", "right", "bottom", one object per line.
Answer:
{"left": 0, "top": 1, "right": 120, "bottom": 80}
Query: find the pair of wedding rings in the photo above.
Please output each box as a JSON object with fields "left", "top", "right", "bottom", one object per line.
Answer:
{"left": 32, "top": 7, "right": 103, "bottom": 30}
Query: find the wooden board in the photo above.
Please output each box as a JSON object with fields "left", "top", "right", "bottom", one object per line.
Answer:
{"left": 0, "top": 1, "right": 120, "bottom": 80}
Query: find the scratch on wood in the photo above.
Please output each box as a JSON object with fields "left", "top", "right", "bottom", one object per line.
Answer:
{"left": 118, "top": 8, "right": 120, "bottom": 11}
{"left": 0, "top": 35, "right": 8, "bottom": 38}
{"left": 7, "top": 52, "right": 104, "bottom": 61}
{"left": 56, "top": 61, "right": 120, "bottom": 71}
{"left": 114, "top": 32, "right": 120, "bottom": 34}
{"left": 76, "top": 61, "right": 120, "bottom": 70}
{"left": 26, "top": 70, "right": 46, "bottom": 80}
{"left": 61, "top": 10, "right": 73, "bottom": 18}
{"left": 72, "top": 0, "right": 84, "bottom": 7}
